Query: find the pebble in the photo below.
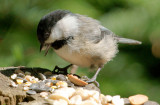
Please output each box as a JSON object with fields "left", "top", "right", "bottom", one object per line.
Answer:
{"left": 10, "top": 81, "right": 18, "bottom": 88}
{"left": 45, "top": 82, "right": 53, "bottom": 87}
{"left": 56, "top": 81, "right": 68, "bottom": 88}
{"left": 16, "top": 79, "right": 24, "bottom": 84}
{"left": 30, "top": 79, "right": 37, "bottom": 83}
{"left": 25, "top": 75, "right": 32, "bottom": 81}
{"left": 129, "top": 94, "right": 148, "bottom": 105}
{"left": 51, "top": 76, "right": 57, "bottom": 80}
{"left": 44, "top": 79, "right": 55, "bottom": 83}
{"left": 40, "top": 92, "right": 48, "bottom": 98}
{"left": 144, "top": 101, "right": 159, "bottom": 105}
{"left": 49, "top": 99, "right": 68, "bottom": 105}
{"left": 11, "top": 74, "right": 17, "bottom": 79}
{"left": 106, "top": 95, "right": 113, "bottom": 102}
{"left": 44, "top": 71, "right": 52, "bottom": 76}
{"left": 69, "top": 95, "right": 82, "bottom": 105}
{"left": 34, "top": 78, "right": 39, "bottom": 82}
{"left": 66, "top": 80, "right": 74, "bottom": 87}
{"left": 112, "top": 95, "right": 124, "bottom": 105}
{"left": 15, "top": 69, "right": 24, "bottom": 74}
{"left": 56, "top": 74, "right": 67, "bottom": 81}
{"left": 49, "top": 93, "right": 69, "bottom": 103}
{"left": 24, "top": 82, "right": 32, "bottom": 87}
{"left": 49, "top": 87, "right": 76, "bottom": 103}
{"left": 39, "top": 73, "right": 46, "bottom": 80}
{"left": 17, "top": 73, "right": 25, "bottom": 78}
{"left": 123, "top": 98, "right": 131, "bottom": 105}
{"left": 74, "top": 88, "right": 91, "bottom": 100}
{"left": 29, "top": 82, "right": 51, "bottom": 92}
{"left": 80, "top": 100, "right": 98, "bottom": 105}
{"left": 23, "top": 86, "right": 29, "bottom": 91}
{"left": 51, "top": 86, "right": 58, "bottom": 89}
{"left": 100, "top": 94, "right": 108, "bottom": 105}
{"left": 25, "top": 71, "right": 31, "bottom": 75}
{"left": 26, "top": 90, "right": 37, "bottom": 95}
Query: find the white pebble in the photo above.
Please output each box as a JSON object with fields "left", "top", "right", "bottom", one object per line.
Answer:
{"left": 10, "top": 81, "right": 18, "bottom": 87}
{"left": 23, "top": 86, "right": 29, "bottom": 91}
{"left": 50, "top": 99, "right": 68, "bottom": 105}
{"left": 80, "top": 100, "right": 98, "bottom": 105}
{"left": 91, "top": 91, "right": 100, "bottom": 103}
{"left": 112, "top": 95, "right": 124, "bottom": 105}
{"left": 74, "top": 88, "right": 90, "bottom": 100}
{"left": 49, "top": 87, "right": 75, "bottom": 103}
{"left": 24, "top": 82, "right": 32, "bottom": 87}
{"left": 100, "top": 94, "right": 108, "bottom": 105}
{"left": 40, "top": 92, "right": 48, "bottom": 98}
{"left": 11, "top": 74, "right": 17, "bottom": 79}
{"left": 105, "top": 95, "right": 113, "bottom": 102}
{"left": 69, "top": 95, "right": 82, "bottom": 105}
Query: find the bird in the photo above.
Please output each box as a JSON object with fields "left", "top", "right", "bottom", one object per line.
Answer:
{"left": 37, "top": 10, "right": 141, "bottom": 85}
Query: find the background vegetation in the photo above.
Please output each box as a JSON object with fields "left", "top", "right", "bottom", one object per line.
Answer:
{"left": 0, "top": 0, "right": 160, "bottom": 102}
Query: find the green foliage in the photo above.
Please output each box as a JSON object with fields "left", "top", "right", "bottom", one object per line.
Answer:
{"left": 0, "top": 0, "right": 160, "bottom": 102}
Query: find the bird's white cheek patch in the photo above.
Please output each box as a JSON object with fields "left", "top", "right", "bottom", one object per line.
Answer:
{"left": 59, "top": 15, "right": 79, "bottom": 36}
{"left": 45, "top": 15, "right": 78, "bottom": 44}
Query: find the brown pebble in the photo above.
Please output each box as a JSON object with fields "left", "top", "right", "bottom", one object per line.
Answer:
{"left": 44, "top": 71, "right": 52, "bottom": 76}
{"left": 144, "top": 101, "right": 159, "bottom": 105}
{"left": 25, "top": 71, "right": 31, "bottom": 75}
{"left": 67, "top": 74, "right": 88, "bottom": 86}
{"left": 129, "top": 94, "right": 148, "bottom": 105}
{"left": 15, "top": 69, "right": 24, "bottom": 74}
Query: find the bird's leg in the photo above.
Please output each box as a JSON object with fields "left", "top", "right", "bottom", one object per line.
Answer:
{"left": 86, "top": 67, "right": 102, "bottom": 87}
{"left": 52, "top": 64, "right": 72, "bottom": 75}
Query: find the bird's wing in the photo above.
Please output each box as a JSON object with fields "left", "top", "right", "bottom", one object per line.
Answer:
{"left": 99, "top": 26, "right": 142, "bottom": 45}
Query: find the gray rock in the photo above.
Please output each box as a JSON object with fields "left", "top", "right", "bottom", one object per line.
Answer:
{"left": 26, "top": 90, "right": 37, "bottom": 95}
{"left": 144, "top": 101, "right": 159, "bottom": 105}
{"left": 56, "top": 74, "right": 67, "bottom": 81}
{"left": 30, "top": 82, "right": 51, "bottom": 92}
{"left": 123, "top": 98, "right": 131, "bottom": 105}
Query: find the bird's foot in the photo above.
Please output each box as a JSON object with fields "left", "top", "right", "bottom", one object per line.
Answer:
{"left": 52, "top": 64, "right": 72, "bottom": 75}
{"left": 85, "top": 67, "right": 102, "bottom": 87}
{"left": 86, "top": 77, "right": 100, "bottom": 87}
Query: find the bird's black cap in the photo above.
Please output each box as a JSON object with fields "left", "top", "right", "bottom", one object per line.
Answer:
{"left": 37, "top": 10, "right": 71, "bottom": 45}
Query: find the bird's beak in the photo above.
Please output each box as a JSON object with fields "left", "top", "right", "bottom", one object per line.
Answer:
{"left": 40, "top": 44, "right": 51, "bottom": 56}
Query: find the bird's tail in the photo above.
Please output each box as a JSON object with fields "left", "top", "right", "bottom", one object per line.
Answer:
{"left": 116, "top": 37, "right": 142, "bottom": 45}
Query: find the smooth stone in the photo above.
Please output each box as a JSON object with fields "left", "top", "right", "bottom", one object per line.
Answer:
{"left": 26, "top": 90, "right": 37, "bottom": 95}
{"left": 17, "top": 73, "right": 25, "bottom": 78}
{"left": 30, "top": 82, "right": 51, "bottom": 92}
{"left": 38, "top": 73, "right": 46, "bottom": 80}
{"left": 56, "top": 74, "right": 67, "bottom": 81}
{"left": 123, "top": 98, "right": 131, "bottom": 105}
{"left": 144, "top": 101, "right": 159, "bottom": 105}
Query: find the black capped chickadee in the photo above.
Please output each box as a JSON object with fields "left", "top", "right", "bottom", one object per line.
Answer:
{"left": 37, "top": 10, "right": 141, "bottom": 85}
